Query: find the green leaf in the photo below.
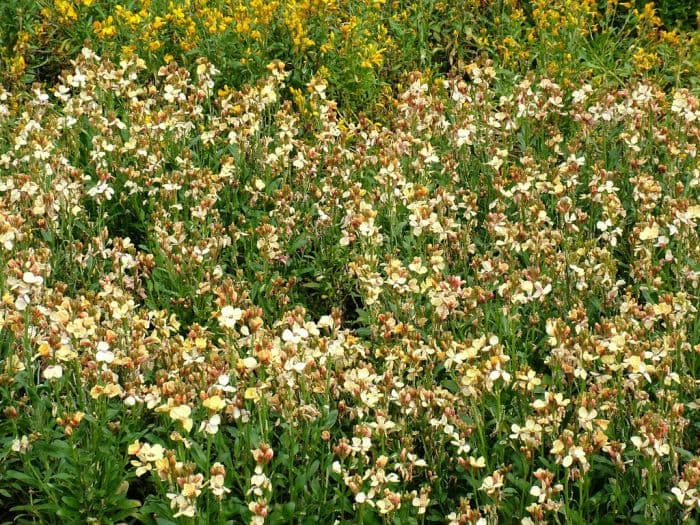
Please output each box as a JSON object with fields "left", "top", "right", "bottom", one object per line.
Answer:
{"left": 5, "top": 470, "right": 34, "bottom": 484}
{"left": 45, "top": 439, "right": 73, "bottom": 459}
{"left": 307, "top": 459, "right": 320, "bottom": 478}
{"left": 189, "top": 442, "right": 208, "bottom": 469}
{"left": 112, "top": 500, "right": 142, "bottom": 520}
{"left": 290, "top": 235, "right": 309, "bottom": 251}
{"left": 155, "top": 519, "right": 179, "bottom": 525}
{"left": 441, "top": 379, "right": 459, "bottom": 394}
{"left": 294, "top": 473, "right": 306, "bottom": 491}
{"left": 61, "top": 496, "right": 81, "bottom": 508}
{"left": 322, "top": 409, "right": 338, "bottom": 428}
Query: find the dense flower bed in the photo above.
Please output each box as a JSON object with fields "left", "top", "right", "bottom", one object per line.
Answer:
{"left": 0, "top": 1, "right": 699, "bottom": 524}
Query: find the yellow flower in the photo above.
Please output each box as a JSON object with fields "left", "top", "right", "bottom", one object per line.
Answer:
{"left": 9, "top": 56, "right": 26, "bottom": 78}
{"left": 153, "top": 16, "right": 166, "bottom": 30}
{"left": 90, "top": 383, "right": 123, "bottom": 399}
{"left": 104, "top": 383, "right": 124, "bottom": 398}
{"left": 244, "top": 387, "right": 260, "bottom": 401}
{"left": 202, "top": 395, "right": 226, "bottom": 412}
{"left": 38, "top": 342, "right": 52, "bottom": 358}
{"left": 639, "top": 223, "right": 659, "bottom": 241}
{"left": 54, "top": 0, "right": 78, "bottom": 21}
{"left": 632, "top": 46, "right": 659, "bottom": 72}
{"left": 93, "top": 16, "right": 117, "bottom": 39}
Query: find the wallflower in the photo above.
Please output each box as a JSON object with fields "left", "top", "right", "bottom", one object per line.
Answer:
{"left": 202, "top": 395, "right": 226, "bottom": 412}
{"left": 219, "top": 305, "right": 243, "bottom": 329}
{"left": 671, "top": 480, "right": 697, "bottom": 506}
{"left": 199, "top": 414, "right": 221, "bottom": 435}
{"left": 210, "top": 463, "right": 231, "bottom": 499}
{"left": 480, "top": 470, "right": 505, "bottom": 498}
{"left": 11, "top": 436, "right": 31, "bottom": 454}
{"left": 169, "top": 404, "right": 193, "bottom": 432}
{"left": 43, "top": 365, "right": 63, "bottom": 380}
{"left": 167, "top": 493, "right": 196, "bottom": 518}
{"left": 22, "top": 271, "right": 43, "bottom": 285}
{"left": 639, "top": 223, "right": 659, "bottom": 241}
{"left": 631, "top": 435, "right": 670, "bottom": 458}
{"left": 551, "top": 438, "right": 588, "bottom": 470}
{"left": 90, "top": 383, "right": 124, "bottom": 399}
{"left": 248, "top": 466, "right": 271, "bottom": 497}
{"left": 129, "top": 441, "right": 166, "bottom": 476}
{"left": 577, "top": 407, "right": 597, "bottom": 431}
{"left": 95, "top": 341, "right": 114, "bottom": 363}
{"left": 244, "top": 386, "right": 260, "bottom": 401}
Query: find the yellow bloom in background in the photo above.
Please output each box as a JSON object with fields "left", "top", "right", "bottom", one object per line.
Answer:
{"left": 632, "top": 46, "right": 660, "bottom": 72}
{"left": 93, "top": 19, "right": 118, "bottom": 39}
{"left": 9, "top": 56, "right": 26, "bottom": 79}
{"left": 54, "top": 0, "right": 78, "bottom": 22}
{"left": 153, "top": 16, "right": 166, "bottom": 30}
{"left": 148, "top": 40, "right": 163, "bottom": 52}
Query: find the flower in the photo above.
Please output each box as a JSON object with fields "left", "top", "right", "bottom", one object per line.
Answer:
{"left": 202, "top": 395, "right": 226, "bottom": 412}
{"left": 169, "top": 405, "right": 193, "bottom": 432}
{"left": 95, "top": 341, "right": 114, "bottom": 363}
{"left": 219, "top": 305, "right": 243, "bottom": 329}
{"left": 129, "top": 441, "right": 166, "bottom": 476}
{"left": 210, "top": 463, "right": 231, "bottom": 499}
{"left": 11, "top": 436, "right": 31, "bottom": 454}
{"left": 244, "top": 387, "right": 260, "bottom": 401}
{"left": 43, "top": 365, "right": 63, "bottom": 380}
{"left": 200, "top": 414, "right": 221, "bottom": 435}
